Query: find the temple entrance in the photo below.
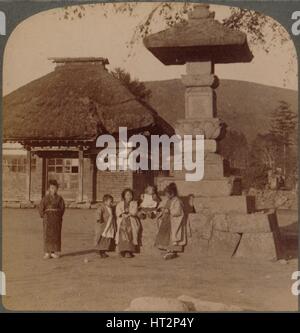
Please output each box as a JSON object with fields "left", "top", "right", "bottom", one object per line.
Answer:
{"left": 46, "top": 158, "right": 79, "bottom": 200}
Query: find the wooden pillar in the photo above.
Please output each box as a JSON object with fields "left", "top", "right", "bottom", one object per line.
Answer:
{"left": 77, "top": 147, "right": 84, "bottom": 203}
{"left": 25, "top": 149, "right": 31, "bottom": 202}
{"left": 41, "top": 157, "right": 47, "bottom": 197}
{"left": 91, "top": 156, "right": 97, "bottom": 203}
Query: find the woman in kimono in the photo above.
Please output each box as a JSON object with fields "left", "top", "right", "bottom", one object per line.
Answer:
{"left": 39, "top": 179, "right": 65, "bottom": 259}
{"left": 94, "top": 194, "right": 116, "bottom": 258}
{"left": 115, "top": 188, "right": 141, "bottom": 258}
{"left": 155, "top": 182, "right": 186, "bottom": 260}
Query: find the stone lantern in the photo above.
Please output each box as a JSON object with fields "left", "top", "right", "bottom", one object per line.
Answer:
{"left": 144, "top": 3, "right": 253, "bottom": 196}
{"left": 144, "top": 4, "right": 284, "bottom": 260}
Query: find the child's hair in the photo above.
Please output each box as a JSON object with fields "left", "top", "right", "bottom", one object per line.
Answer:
{"left": 121, "top": 188, "right": 134, "bottom": 200}
{"left": 48, "top": 179, "right": 59, "bottom": 188}
{"left": 103, "top": 194, "right": 113, "bottom": 202}
{"left": 164, "top": 182, "right": 178, "bottom": 196}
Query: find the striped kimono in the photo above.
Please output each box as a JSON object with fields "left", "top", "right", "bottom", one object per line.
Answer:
{"left": 39, "top": 193, "right": 65, "bottom": 253}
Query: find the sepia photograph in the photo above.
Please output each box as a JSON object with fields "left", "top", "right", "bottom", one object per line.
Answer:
{"left": 1, "top": 1, "right": 299, "bottom": 313}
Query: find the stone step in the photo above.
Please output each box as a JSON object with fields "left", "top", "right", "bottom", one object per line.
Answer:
{"left": 227, "top": 212, "right": 279, "bottom": 233}
{"left": 188, "top": 211, "right": 279, "bottom": 234}
{"left": 193, "top": 195, "right": 255, "bottom": 214}
{"left": 157, "top": 177, "right": 241, "bottom": 197}
{"left": 234, "top": 232, "right": 284, "bottom": 260}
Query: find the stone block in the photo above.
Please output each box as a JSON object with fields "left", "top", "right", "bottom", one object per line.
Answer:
{"left": 188, "top": 213, "right": 213, "bottom": 240}
{"left": 208, "top": 230, "right": 241, "bottom": 257}
{"left": 181, "top": 74, "right": 216, "bottom": 87}
{"left": 204, "top": 139, "right": 217, "bottom": 152}
{"left": 186, "top": 61, "right": 212, "bottom": 75}
{"left": 203, "top": 163, "right": 224, "bottom": 179}
{"left": 276, "top": 209, "right": 298, "bottom": 227}
{"left": 185, "top": 87, "right": 214, "bottom": 119}
{"left": 203, "top": 153, "right": 224, "bottom": 179}
{"left": 234, "top": 232, "right": 284, "bottom": 260}
{"left": 5, "top": 201, "right": 21, "bottom": 208}
{"left": 77, "top": 202, "right": 91, "bottom": 209}
{"left": 212, "top": 214, "right": 229, "bottom": 231}
{"left": 194, "top": 196, "right": 256, "bottom": 214}
{"left": 20, "top": 201, "right": 36, "bottom": 209}
{"left": 186, "top": 237, "right": 209, "bottom": 256}
{"left": 204, "top": 152, "right": 222, "bottom": 163}
{"left": 228, "top": 212, "right": 279, "bottom": 233}
{"left": 167, "top": 178, "right": 233, "bottom": 197}
{"left": 128, "top": 297, "right": 189, "bottom": 312}
{"left": 175, "top": 118, "right": 222, "bottom": 139}
{"left": 172, "top": 157, "right": 225, "bottom": 180}
{"left": 68, "top": 202, "right": 91, "bottom": 209}
{"left": 178, "top": 295, "right": 243, "bottom": 311}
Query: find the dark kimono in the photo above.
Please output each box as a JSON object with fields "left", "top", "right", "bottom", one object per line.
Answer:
{"left": 115, "top": 200, "right": 141, "bottom": 253}
{"left": 39, "top": 194, "right": 65, "bottom": 253}
{"left": 95, "top": 203, "right": 116, "bottom": 251}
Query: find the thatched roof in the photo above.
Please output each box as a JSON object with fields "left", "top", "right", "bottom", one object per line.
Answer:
{"left": 143, "top": 4, "right": 253, "bottom": 65}
{"left": 3, "top": 58, "right": 163, "bottom": 142}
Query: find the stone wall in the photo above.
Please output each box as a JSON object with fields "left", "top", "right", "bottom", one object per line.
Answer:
{"left": 248, "top": 188, "right": 298, "bottom": 210}
{"left": 187, "top": 211, "right": 284, "bottom": 260}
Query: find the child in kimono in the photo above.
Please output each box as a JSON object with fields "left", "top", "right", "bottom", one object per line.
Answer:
{"left": 115, "top": 188, "right": 141, "bottom": 258}
{"left": 95, "top": 194, "right": 116, "bottom": 258}
{"left": 138, "top": 185, "right": 160, "bottom": 219}
{"left": 155, "top": 183, "right": 187, "bottom": 260}
{"left": 39, "top": 179, "right": 65, "bottom": 259}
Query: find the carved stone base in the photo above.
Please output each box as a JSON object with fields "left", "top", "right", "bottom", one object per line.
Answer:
{"left": 175, "top": 118, "right": 224, "bottom": 139}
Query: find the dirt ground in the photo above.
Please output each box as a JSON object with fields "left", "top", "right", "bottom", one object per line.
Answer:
{"left": 1, "top": 208, "right": 298, "bottom": 312}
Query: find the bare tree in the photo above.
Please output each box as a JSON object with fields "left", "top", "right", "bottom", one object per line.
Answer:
{"left": 60, "top": 2, "right": 290, "bottom": 53}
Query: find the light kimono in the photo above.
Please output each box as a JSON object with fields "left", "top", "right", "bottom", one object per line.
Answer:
{"left": 155, "top": 196, "right": 187, "bottom": 251}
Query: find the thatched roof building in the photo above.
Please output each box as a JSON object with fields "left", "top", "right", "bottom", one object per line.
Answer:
{"left": 2, "top": 57, "right": 173, "bottom": 204}
{"left": 3, "top": 57, "right": 170, "bottom": 144}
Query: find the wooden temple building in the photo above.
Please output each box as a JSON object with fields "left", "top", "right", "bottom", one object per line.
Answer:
{"left": 3, "top": 57, "right": 172, "bottom": 205}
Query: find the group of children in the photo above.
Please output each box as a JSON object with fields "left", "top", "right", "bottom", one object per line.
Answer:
{"left": 95, "top": 185, "right": 162, "bottom": 258}
{"left": 39, "top": 181, "right": 189, "bottom": 261}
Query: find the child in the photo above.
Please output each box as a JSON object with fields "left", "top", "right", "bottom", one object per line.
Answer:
{"left": 138, "top": 185, "right": 160, "bottom": 219}
{"left": 155, "top": 183, "right": 186, "bottom": 260}
{"left": 39, "top": 179, "right": 65, "bottom": 259}
{"left": 95, "top": 194, "right": 116, "bottom": 258}
{"left": 115, "top": 188, "right": 141, "bottom": 258}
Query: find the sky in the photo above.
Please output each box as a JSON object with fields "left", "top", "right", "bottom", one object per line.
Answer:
{"left": 3, "top": 2, "right": 298, "bottom": 96}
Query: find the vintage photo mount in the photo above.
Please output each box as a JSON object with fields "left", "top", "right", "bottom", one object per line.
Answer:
{"left": 0, "top": 0, "right": 299, "bottom": 317}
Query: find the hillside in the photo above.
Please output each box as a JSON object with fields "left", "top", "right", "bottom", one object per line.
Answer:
{"left": 144, "top": 79, "right": 298, "bottom": 143}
